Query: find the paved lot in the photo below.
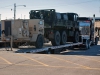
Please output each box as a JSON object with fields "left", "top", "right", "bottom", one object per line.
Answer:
{"left": 0, "top": 42, "right": 100, "bottom": 75}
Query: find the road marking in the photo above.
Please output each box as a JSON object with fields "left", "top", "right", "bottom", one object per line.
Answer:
{"left": 48, "top": 66, "right": 100, "bottom": 70}
{"left": 46, "top": 55, "right": 91, "bottom": 69}
{"left": 16, "top": 64, "right": 44, "bottom": 66}
{"left": 76, "top": 56, "right": 100, "bottom": 63}
{"left": 17, "top": 64, "right": 82, "bottom": 69}
{"left": 17, "top": 54, "right": 49, "bottom": 66}
{"left": 0, "top": 63, "right": 100, "bottom": 70}
{"left": 87, "top": 68, "right": 100, "bottom": 71}
{"left": 0, "top": 56, "right": 12, "bottom": 64}
{"left": 48, "top": 66, "right": 81, "bottom": 69}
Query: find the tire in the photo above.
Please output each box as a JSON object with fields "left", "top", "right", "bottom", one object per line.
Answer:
{"left": 95, "top": 37, "right": 98, "bottom": 45}
{"left": 84, "top": 39, "right": 91, "bottom": 50}
{"left": 85, "top": 39, "right": 89, "bottom": 50}
{"left": 98, "top": 29, "right": 100, "bottom": 41}
{"left": 73, "top": 31, "right": 79, "bottom": 43}
{"left": 88, "top": 40, "right": 91, "bottom": 49}
{"left": 13, "top": 43, "right": 19, "bottom": 48}
{"left": 0, "top": 43, "right": 3, "bottom": 47}
{"left": 35, "top": 35, "right": 44, "bottom": 48}
{"left": 51, "top": 31, "right": 61, "bottom": 46}
{"left": 61, "top": 31, "right": 67, "bottom": 45}
{"left": 98, "top": 29, "right": 100, "bottom": 36}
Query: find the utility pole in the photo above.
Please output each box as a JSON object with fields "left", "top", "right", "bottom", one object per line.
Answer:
{"left": 24, "top": 15, "right": 26, "bottom": 19}
{"left": 10, "top": 3, "right": 16, "bottom": 51}
{"left": 0, "top": 14, "right": 1, "bottom": 22}
{"left": 13, "top": 3, "right": 26, "bottom": 20}
{"left": 14, "top": 3, "right": 16, "bottom": 20}
{"left": 93, "top": 14, "right": 96, "bottom": 43}
{"left": 99, "top": 7, "right": 100, "bottom": 13}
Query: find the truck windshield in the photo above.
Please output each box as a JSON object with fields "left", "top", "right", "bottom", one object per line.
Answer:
{"left": 78, "top": 17, "right": 90, "bottom": 21}
{"left": 29, "top": 9, "right": 56, "bottom": 25}
{"left": 29, "top": 9, "right": 78, "bottom": 26}
{"left": 30, "top": 9, "right": 55, "bottom": 19}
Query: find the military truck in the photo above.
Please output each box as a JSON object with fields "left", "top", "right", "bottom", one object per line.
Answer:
{"left": 1, "top": 19, "right": 44, "bottom": 48}
{"left": 29, "top": 9, "right": 80, "bottom": 46}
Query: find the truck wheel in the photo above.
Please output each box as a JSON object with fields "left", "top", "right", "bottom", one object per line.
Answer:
{"left": 88, "top": 40, "right": 91, "bottom": 49}
{"left": 95, "top": 37, "right": 98, "bottom": 45}
{"left": 98, "top": 29, "right": 100, "bottom": 36}
{"left": 85, "top": 39, "right": 89, "bottom": 50}
{"left": 98, "top": 29, "right": 100, "bottom": 40}
{"left": 35, "top": 35, "right": 44, "bottom": 48}
{"left": 84, "top": 39, "right": 91, "bottom": 50}
{"left": 13, "top": 43, "right": 19, "bottom": 48}
{"left": 51, "top": 31, "right": 61, "bottom": 46}
{"left": 74, "top": 31, "right": 79, "bottom": 43}
{"left": 61, "top": 31, "right": 67, "bottom": 45}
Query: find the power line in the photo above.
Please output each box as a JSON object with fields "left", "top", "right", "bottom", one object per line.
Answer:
{"left": 0, "top": 4, "right": 13, "bottom": 9}
{"left": 70, "top": 0, "right": 98, "bottom": 4}
{"left": 19, "top": 0, "right": 97, "bottom": 9}
{"left": 0, "top": 0, "right": 98, "bottom": 9}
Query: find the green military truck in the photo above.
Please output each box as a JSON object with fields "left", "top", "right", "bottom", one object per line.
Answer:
{"left": 29, "top": 9, "right": 80, "bottom": 46}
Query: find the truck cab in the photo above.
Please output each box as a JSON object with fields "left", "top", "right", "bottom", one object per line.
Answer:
{"left": 78, "top": 17, "right": 99, "bottom": 45}
{"left": 78, "top": 17, "right": 91, "bottom": 38}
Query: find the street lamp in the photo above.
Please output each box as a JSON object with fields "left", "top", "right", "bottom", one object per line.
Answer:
{"left": 13, "top": 3, "right": 26, "bottom": 20}
{"left": 0, "top": 14, "right": 1, "bottom": 21}
{"left": 10, "top": 3, "right": 26, "bottom": 51}
{"left": 99, "top": 7, "right": 100, "bottom": 13}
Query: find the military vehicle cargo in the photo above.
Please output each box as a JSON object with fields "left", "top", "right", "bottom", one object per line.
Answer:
{"left": 1, "top": 19, "right": 44, "bottom": 48}
{"left": 29, "top": 9, "right": 80, "bottom": 46}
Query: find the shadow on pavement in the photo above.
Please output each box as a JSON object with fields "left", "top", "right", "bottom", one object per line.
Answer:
{"left": 61, "top": 45, "right": 100, "bottom": 56}
{"left": 13, "top": 44, "right": 100, "bottom": 56}
{"left": 14, "top": 48, "right": 35, "bottom": 53}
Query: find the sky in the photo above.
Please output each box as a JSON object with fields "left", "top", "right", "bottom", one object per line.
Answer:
{"left": 0, "top": 0, "right": 100, "bottom": 20}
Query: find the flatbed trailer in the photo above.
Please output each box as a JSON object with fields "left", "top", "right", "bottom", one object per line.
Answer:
{"left": 27, "top": 42, "right": 85, "bottom": 54}
{"left": 0, "top": 36, "right": 91, "bottom": 54}
{"left": 24, "top": 34, "right": 93, "bottom": 54}
{"left": 2, "top": 36, "right": 92, "bottom": 54}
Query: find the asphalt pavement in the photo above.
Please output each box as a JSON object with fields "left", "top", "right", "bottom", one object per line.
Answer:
{"left": 0, "top": 41, "right": 100, "bottom": 75}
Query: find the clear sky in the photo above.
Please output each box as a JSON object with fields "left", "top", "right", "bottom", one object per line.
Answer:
{"left": 0, "top": 0, "right": 100, "bottom": 20}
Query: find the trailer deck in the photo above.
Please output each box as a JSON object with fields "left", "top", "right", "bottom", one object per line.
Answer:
{"left": 17, "top": 42, "right": 83, "bottom": 53}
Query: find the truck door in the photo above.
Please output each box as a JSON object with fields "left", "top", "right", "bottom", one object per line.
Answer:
{"left": 74, "top": 14, "right": 78, "bottom": 28}
{"left": 4, "top": 21, "right": 11, "bottom": 36}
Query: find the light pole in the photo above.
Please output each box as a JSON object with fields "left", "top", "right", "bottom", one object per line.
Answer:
{"left": 13, "top": 3, "right": 26, "bottom": 20}
{"left": 10, "top": 3, "right": 26, "bottom": 50}
{"left": 0, "top": 14, "right": 1, "bottom": 22}
{"left": 99, "top": 7, "right": 100, "bottom": 14}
